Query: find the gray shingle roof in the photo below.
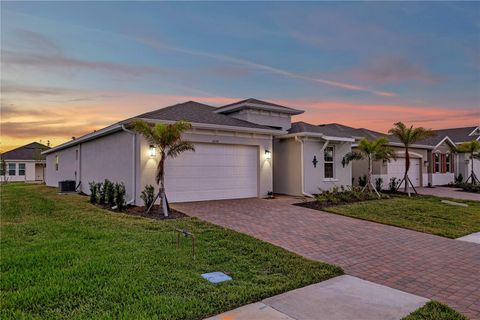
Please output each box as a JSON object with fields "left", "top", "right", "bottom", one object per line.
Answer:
{"left": 134, "top": 101, "right": 278, "bottom": 130}
{"left": 1, "top": 142, "right": 49, "bottom": 160}
{"left": 216, "top": 98, "right": 304, "bottom": 115}
{"left": 289, "top": 122, "right": 383, "bottom": 139}
{"left": 386, "top": 126, "right": 479, "bottom": 146}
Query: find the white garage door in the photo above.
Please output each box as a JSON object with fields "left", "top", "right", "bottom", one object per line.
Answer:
{"left": 388, "top": 158, "right": 421, "bottom": 187}
{"left": 164, "top": 143, "right": 258, "bottom": 203}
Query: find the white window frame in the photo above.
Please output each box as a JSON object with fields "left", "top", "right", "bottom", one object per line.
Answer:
{"left": 445, "top": 154, "right": 451, "bottom": 173}
{"left": 434, "top": 153, "right": 440, "bottom": 173}
{"left": 8, "top": 163, "right": 16, "bottom": 176}
{"left": 55, "top": 155, "right": 59, "bottom": 171}
{"left": 324, "top": 146, "right": 335, "bottom": 179}
{"left": 18, "top": 163, "right": 26, "bottom": 176}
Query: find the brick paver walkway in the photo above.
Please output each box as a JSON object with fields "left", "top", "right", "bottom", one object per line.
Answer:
{"left": 416, "top": 187, "right": 480, "bottom": 202}
{"left": 173, "top": 197, "right": 480, "bottom": 319}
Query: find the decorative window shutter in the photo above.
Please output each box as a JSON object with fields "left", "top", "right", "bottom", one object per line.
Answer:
{"left": 432, "top": 154, "right": 436, "bottom": 173}
{"left": 441, "top": 154, "right": 446, "bottom": 173}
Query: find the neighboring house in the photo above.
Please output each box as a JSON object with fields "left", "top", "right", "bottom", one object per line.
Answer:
{"left": 321, "top": 123, "right": 478, "bottom": 189}
{"left": 1, "top": 142, "right": 49, "bottom": 182}
{"left": 44, "top": 99, "right": 347, "bottom": 204}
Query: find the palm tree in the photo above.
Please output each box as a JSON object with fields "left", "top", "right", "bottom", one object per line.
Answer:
{"left": 343, "top": 137, "right": 396, "bottom": 197}
{"left": 457, "top": 140, "right": 480, "bottom": 184}
{"left": 388, "top": 122, "right": 435, "bottom": 195}
{"left": 131, "top": 120, "right": 195, "bottom": 216}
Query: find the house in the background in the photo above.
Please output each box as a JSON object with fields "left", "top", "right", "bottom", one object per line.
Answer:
{"left": 42, "top": 99, "right": 354, "bottom": 203}
{"left": 321, "top": 123, "right": 478, "bottom": 189}
{"left": 1, "top": 142, "right": 50, "bottom": 182}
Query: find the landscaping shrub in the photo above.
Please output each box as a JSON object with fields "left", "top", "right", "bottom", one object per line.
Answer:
{"left": 458, "top": 183, "right": 480, "bottom": 193}
{"left": 315, "top": 186, "right": 380, "bottom": 207}
{"left": 375, "top": 177, "right": 383, "bottom": 191}
{"left": 140, "top": 184, "right": 155, "bottom": 210}
{"left": 388, "top": 177, "right": 400, "bottom": 192}
{"left": 455, "top": 173, "right": 464, "bottom": 184}
{"left": 89, "top": 182, "right": 97, "bottom": 204}
{"left": 358, "top": 175, "right": 367, "bottom": 187}
{"left": 104, "top": 179, "right": 115, "bottom": 206}
{"left": 114, "top": 182, "right": 126, "bottom": 211}
{"left": 97, "top": 182, "right": 106, "bottom": 205}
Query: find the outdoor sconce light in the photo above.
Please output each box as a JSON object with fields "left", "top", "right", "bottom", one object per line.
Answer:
{"left": 424, "top": 160, "right": 428, "bottom": 167}
{"left": 265, "top": 149, "right": 272, "bottom": 160}
{"left": 149, "top": 145, "right": 156, "bottom": 157}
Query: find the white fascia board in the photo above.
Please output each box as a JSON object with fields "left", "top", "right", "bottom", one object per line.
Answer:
{"left": 42, "top": 124, "right": 123, "bottom": 155}
{"left": 134, "top": 118, "right": 287, "bottom": 136}
{"left": 214, "top": 102, "right": 304, "bottom": 115}
{"left": 433, "top": 136, "right": 456, "bottom": 149}
{"left": 386, "top": 142, "right": 434, "bottom": 150}
{"left": 468, "top": 126, "right": 480, "bottom": 136}
{"left": 278, "top": 132, "right": 354, "bottom": 142}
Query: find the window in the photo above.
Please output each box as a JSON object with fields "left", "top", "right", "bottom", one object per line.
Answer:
{"left": 324, "top": 146, "right": 334, "bottom": 179}
{"left": 8, "top": 163, "right": 16, "bottom": 176}
{"left": 434, "top": 153, "right": 440, "bottom": 173}
{"left": 55, "top": 155, "right": 59, "bottom": 171}
{"left": 445, "top": 154, "right": 452, "bottom": 173}
{"left": 19, "top": 163, "right": 25, "bottom": 176}
{"left": 75, "top": 149, "right": 78, "bottom": 160}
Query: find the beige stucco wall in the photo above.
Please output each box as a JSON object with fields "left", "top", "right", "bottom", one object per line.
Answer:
{"left": 45, "top": 131, "right": 135, "bottom": 201}
{"left": 273, "top": 138, "right": 302, "bottom": 196}
{"left": 229, "top": 109, "right": 292, "bottom": 130}
{"left": 273, "top": 137, "right": 352, "bottom": 195}
{"left": 303, "top": 139, "right": 352, "bottom": 194}
{"left": 138, "top": 129, "right": 273, "bottom": 204}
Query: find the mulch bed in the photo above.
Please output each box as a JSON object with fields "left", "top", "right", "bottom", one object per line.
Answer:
{"left": 123, "top": 205, "right": 187, "bottom": 220}
{"left": 92, "top": 202, "right": 187, "bottom": 220}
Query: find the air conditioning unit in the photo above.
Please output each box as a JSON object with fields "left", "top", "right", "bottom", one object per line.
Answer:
{"left": 58, "top": 180, "right": 76, "bottom": 192}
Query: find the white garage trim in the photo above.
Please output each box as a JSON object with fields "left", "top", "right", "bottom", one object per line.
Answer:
{"left": 164, "top": 143, "right": 259, "bottom": 203}
{"left": 387, "top": 157, "right": 422, "bottom": 187}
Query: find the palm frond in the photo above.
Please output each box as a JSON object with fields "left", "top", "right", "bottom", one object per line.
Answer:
{"left": 167, "top": 141, "right": 195, "bottom": 158}
{"left": 342, "top": 151, "right": 364, "bottom": 167}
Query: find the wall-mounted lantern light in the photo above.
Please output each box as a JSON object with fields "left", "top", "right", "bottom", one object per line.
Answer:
{"left": 149, "top": 145, "right": 156, "bottom": 157}
{"left": 265, "top": 149, "right": 272, "bottom": 160}
{"left": 424, "top": 160, "right": 428, "bottom": 167}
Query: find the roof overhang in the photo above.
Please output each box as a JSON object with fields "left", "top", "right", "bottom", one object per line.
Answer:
{"left": 278, "top": 132, "right": 354, "bottom": 142}
{"left": 136, "top": 118, "right": 287, "bottom": 136}
{"left": 433, "top": 136, "right": 457, "bottom": 149}
{"left": 42, "top": 124, "right": 124, "bottom": 155}
{"left": 468, "top": 126, "right": 480, "bottom": 136}
{"left": 214, "top": 102, "right": 304, "bottom": 115}
{"left": 43, "top": 119, "right": 286, "bottom": 155}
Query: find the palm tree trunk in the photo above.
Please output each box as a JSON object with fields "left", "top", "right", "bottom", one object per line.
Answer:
{"left": 404, "top": 147, "right": 410, "bottom": 195}
{"left": 156, "top": 150, "right": 169, "bottom": 217}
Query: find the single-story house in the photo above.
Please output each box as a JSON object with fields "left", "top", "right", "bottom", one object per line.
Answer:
{"left": 1, "top": 142, "right": 49, "bottom": 182}
{"left": 316, "top": 123, "right": 479, "bottom": 189}
{"left": 43, "top": 99, "right": 355, "bottom": 203}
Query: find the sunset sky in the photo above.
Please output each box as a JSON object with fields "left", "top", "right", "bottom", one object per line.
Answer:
{"left": 1, "top": 2, "right": 479, "bottom": 151}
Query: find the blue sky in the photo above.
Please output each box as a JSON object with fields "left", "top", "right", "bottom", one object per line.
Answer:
{"left": 1, "top": 1, "right": 479, "bottom": 150}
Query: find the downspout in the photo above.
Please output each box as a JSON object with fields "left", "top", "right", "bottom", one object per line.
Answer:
{"left": 121, "top": 125, "right": 137, "bottom": 205}
{"left": 296, "top": 136, "right": 314, "bottom": 198}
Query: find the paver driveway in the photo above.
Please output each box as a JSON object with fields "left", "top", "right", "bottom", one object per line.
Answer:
{"left": 416, "top": 186, "right": 480, "bottom": 202}
{"left": 173, "top": 197, "right": 480, "bottom": 319}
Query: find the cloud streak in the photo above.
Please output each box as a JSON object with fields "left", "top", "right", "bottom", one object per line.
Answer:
{"left": 138, "top": 37, "right": 396, "bottom": 97}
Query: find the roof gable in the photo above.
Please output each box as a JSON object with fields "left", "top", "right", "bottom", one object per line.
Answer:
{"left": 214, "top": 98, "right": 304, "bottom": 115}
{"left": 2, "top": 142, "right": 50, "bottom": 160}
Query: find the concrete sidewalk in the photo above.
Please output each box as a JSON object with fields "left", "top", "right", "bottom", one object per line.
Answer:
{"left": 206, "top": 275, "right": 429, "bottom": 320}
{"left": 416, "top": 186, "right": 480, "bottom": 201}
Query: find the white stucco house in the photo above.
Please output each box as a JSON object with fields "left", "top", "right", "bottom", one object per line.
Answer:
{"left": 43, "top": 99, "right": 355, "bottom": 204}
{"left": 320, "top": 123, "right": 480, "bottom": 189}
{"left": 1, "top": 142, "right": 49, "bottom": 182}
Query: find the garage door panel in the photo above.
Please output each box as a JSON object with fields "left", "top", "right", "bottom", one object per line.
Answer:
{"left": 388, "top": 158, "right": 421, "bottom": 187}
{"left": 164, "top": 143, "right": 258, "bottom": 202}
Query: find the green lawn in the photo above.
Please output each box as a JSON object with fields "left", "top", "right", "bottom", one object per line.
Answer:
{"left": 325, "top": 195, "right": 480, "bottom": 238}
{"left": 403, "top": 301, "right": 469, "bottom": 320}
{"left": 0, "top": 184, "right": 342, "bottom": 319}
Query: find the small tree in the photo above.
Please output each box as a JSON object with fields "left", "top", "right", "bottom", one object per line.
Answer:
{"left": 131, "top": 120, "right": 195, "bottom": 216}
{"left": 457, "top": 140, "right": 480, "bottom": 184}
{"left": 104, "top": 179, "right": 115, "bottom": 206}
{"left": 140, "top": 185, "right": 155, "bottom": 210}
{"left": 0, "top": 156, "right": 7, "bottom": 183}
{"left": 388, "top": 122, "right": 435, "bottom": 196}
{"left": 343, "top": 137, "right": 396, "bottom": 197}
